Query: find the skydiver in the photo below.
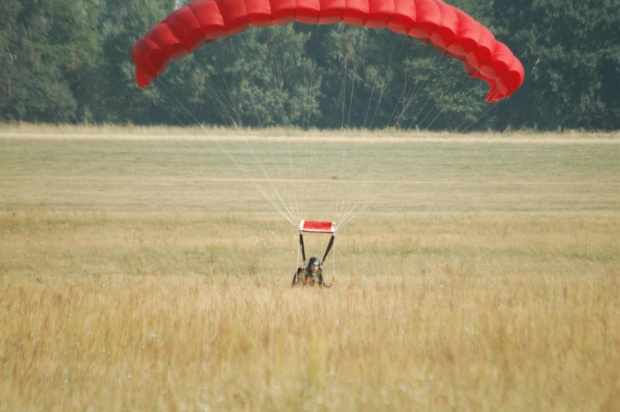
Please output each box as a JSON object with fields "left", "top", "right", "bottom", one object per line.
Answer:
{"left": 292, "top": 256, "right": 328, "bottom": 287}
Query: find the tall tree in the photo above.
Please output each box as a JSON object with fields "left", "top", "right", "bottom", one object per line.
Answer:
{"left": 493, "top": 0, "right": 620, "bottom": 130}
{"left": 0, "top": 0, "right": 102, "bottom": 122}
{"left": 98, "top": 0, "right": 175, "bottom": 123}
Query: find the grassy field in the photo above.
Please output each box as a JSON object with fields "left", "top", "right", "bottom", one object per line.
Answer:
{"left": 0, "top": 124, "right": 619, "bottom": 411}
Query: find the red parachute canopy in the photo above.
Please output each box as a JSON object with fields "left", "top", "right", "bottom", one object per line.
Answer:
{"left": 132, "top": 0, "right": 524, "bottom": 102}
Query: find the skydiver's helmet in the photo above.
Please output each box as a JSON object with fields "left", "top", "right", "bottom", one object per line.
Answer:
{"left": 307, "top": 257, "right": 321, "bottom": 274}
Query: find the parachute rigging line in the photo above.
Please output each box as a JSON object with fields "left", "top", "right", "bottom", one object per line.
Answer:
{"left": 410, "top": 69, "right": 461, "bottom": 129}
{"left": 265, "top": 30, "right": 287, "bottom": 126}
{"left": 339, "top": 24, "right": 348, "bottom": 129}
{"left": 405, "top": 68, "right": 456, "bottom": 130}
{"left": 149, "top": 86, "right": 196, "bottom": 128}
{"left": 362, "top": 30, "right": 389, "bottom": 129}
{"left": 390, "top": 48, "right": 441, "bottom": 128}
{"left": 385, "top": 37, "right": 427, "bottom": 128}
{"left": 132, "top": 0, "right": 526, "bottom": 231}
{"left": 145, "top": 31, "right": 380, "bottom": 231}
{"left": 226, "top": 36, "right": 264, "bottom": 127}
{"left": 154, "top": 78, "right": 299, "bottom": 227}
{"left": 186, "top": 54, "right": 242, "bottom": 126}
{"left": 190, "top": 36, "right": 314, "bottom": 225}
{"left": 369, "top": 35, "right": 409, "bottom": 129}
{"left": 305, "top": 24, "right": 322, "bottom": 129}
{"left": 458, "top": 104, "right": 499, "bottom": 133}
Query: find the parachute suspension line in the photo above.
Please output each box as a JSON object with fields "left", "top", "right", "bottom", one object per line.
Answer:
{"left": 340, "top": 43, "right": 456, "bottom": 223}
{"left": 337, "top": 134, "right": 383, "bottom": 229}
{"left": 268, "top": 138, "right": 301, "bottom": 225}
{"left": 300, "top": 27, "right": 310, "bottom": 130}
{"left": 362, "top": 31, "right": 389, "bottom": 129}
{"left": 211, "top": 44, "right": 246, "bottom": 126}
{"left": 148, "top": 83, "right": 195, "bottom": 127}
{"left": 424, "top": 98, "right": 453, "bottom": 130}
{"left": 239, "top": 135, "right": 300, "bottom": 225}
{"left": 424, "top": 107, "right": 446, "bottom": 130}
{"left": 404, "top": 59, "right": 456, "bottom": 130}
{"left": 336, "top": 36, "right": 391, "bottom": 223}
{"left": 334, "top": 140, "right": 352, "bottom": 227}
{"left": 186, "top": 55, "right": 242, "bottom": 127}
{"left": 345, "top": 28, "right": 362, "bottom": 128}
{"left": 298, "top": 28, "right": 323, "bottom": 218}
{"left": 299, "top": 128, "right": 312, "bottom": 223}
{"left": 457, "top": 104, "right": 499, "bottom": 133}
{"left": 188, "top": 48, "right": 244, "bottom": 126}
{"left": 265, "top": 28, "right": 288, "bottom": 127}
{"left": 413, "top": 100, "right": 439, "bottom": 129}
{"left": 336, "top": 29, "right": 403, "bottom": 220}
{"left": 340, "top": 67, "right": 468, "bottom": 227}
{"left": 308, "top": 25, "right": 320, "bottom": 129}
{"left": 192, "top": 48, "right": 298, "bottom": 225}
{"left": 386, "top": 41, "right": 428, "bottom": 128}
{"left": 153, "top": 79, "right": 298, "bottom": 228}
{"left": 337, "top": 179, "right": 397, "bottom": 230}
{"left": 340, "top": 25, "right": 349, "bottom": 129}
{"left": 226, "top": 33, "right": 304, "bottom": 224}
{"left": 335, "top": 66, "right": 376, "bottom": 226}
{"left": 338, "top": 138, "right": 423, "bottom": 230}
{"left": 258, "top": 28, "right": 304, "bottom": 223}
{"left": 221, "top": 38, "right": 241, "bottom": 124}
{"left": 346, "top": 56, "right": 358, "bottom": 128}
{"left": 369, "top": 35, "right": 408, "bottom": 128}
{"left": 406, "top": 93, "right": 434, "bottom": 129}
{"left": 225, "top": 36, "right": 264, "bottom": 128}
{"left": 286, "top": 140, "right": 302, "bottom": 224}
{"left": 266, "top": 30, "right": 298, "bottom": 213}
{"left": 336, "top": 138, "right": 383, "bottom": 230}
{"left": 408, "top": 63, "right": 461, "bottom": 130}
{"left": 322, "top": 26, "right": 386, "bottom": 222}
{"left": 389, "top": 47, "right": 434, "bottom": 128}
{"left": 334, "top": 144, "right": 355, "bottom": 226}
{"left": 338, "top": 184, "right": 385, "bottom": 229}
{"left": 155, "top": 79, "right": 205, "bottom": 126}
{"left": 337, "top": 167, "right": 383, "bottom": 230}
{"left": 304, "top": 24, "right": 321, "bottom": 129}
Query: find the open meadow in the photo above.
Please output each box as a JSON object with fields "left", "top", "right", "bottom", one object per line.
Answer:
{"left": 1, "top": 124, "right": 619, "bottom": 411}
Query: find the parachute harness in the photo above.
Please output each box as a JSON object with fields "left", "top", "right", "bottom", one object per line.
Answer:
{"left": 295, "top": 220, "right": 336, "bottom": 287}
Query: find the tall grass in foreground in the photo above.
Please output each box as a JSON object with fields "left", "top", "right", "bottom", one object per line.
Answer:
{"left": 0, "top": 211, "right": 618, "bottom": 411}
{"left": 1, "top": 126, "right": 618, "bottom": 410}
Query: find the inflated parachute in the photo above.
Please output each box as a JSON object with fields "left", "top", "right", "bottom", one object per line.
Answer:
{"left": 132, "top": 0, "right": 524, "bottom": 103}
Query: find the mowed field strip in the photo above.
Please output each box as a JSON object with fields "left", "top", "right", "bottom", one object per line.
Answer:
{"left": 0, "top": 124, "right": 619, "bottom": 411}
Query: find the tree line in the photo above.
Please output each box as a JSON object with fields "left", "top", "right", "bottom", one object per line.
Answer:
{"left": 1, "top": 0, "right": 618, "bottom": 130}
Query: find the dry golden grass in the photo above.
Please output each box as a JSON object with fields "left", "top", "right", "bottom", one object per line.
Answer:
{"left": 0, "top": 124, "right": 619, "bottom": 411}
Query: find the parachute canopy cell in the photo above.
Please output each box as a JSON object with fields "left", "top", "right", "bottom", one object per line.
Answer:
{"left": 132, "top": 0, "right": 525, "bottom": 103}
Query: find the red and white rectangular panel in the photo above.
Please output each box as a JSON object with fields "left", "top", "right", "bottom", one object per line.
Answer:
{"left": 299, "top": 220, "right": 336, "bottom": 234}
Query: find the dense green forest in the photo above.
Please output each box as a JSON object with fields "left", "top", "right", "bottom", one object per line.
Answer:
{"left": 1, "top": 0, "right": 618, "bottom": 130}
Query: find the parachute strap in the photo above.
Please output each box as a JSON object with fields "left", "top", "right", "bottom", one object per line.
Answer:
{"left": 299, "top": 220, "right": 336, "bottom": 234}
{"left": 298, "top": 220, "right": 337, "bottom": 264}
{"left": 322, "top": 235, "right": 335, "bottom": 264}
{"left": 296, "top": 221, "right": 337, "bottom": 287}
{"left": 299, "top": 233, "right": 306, "bottom": 263}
